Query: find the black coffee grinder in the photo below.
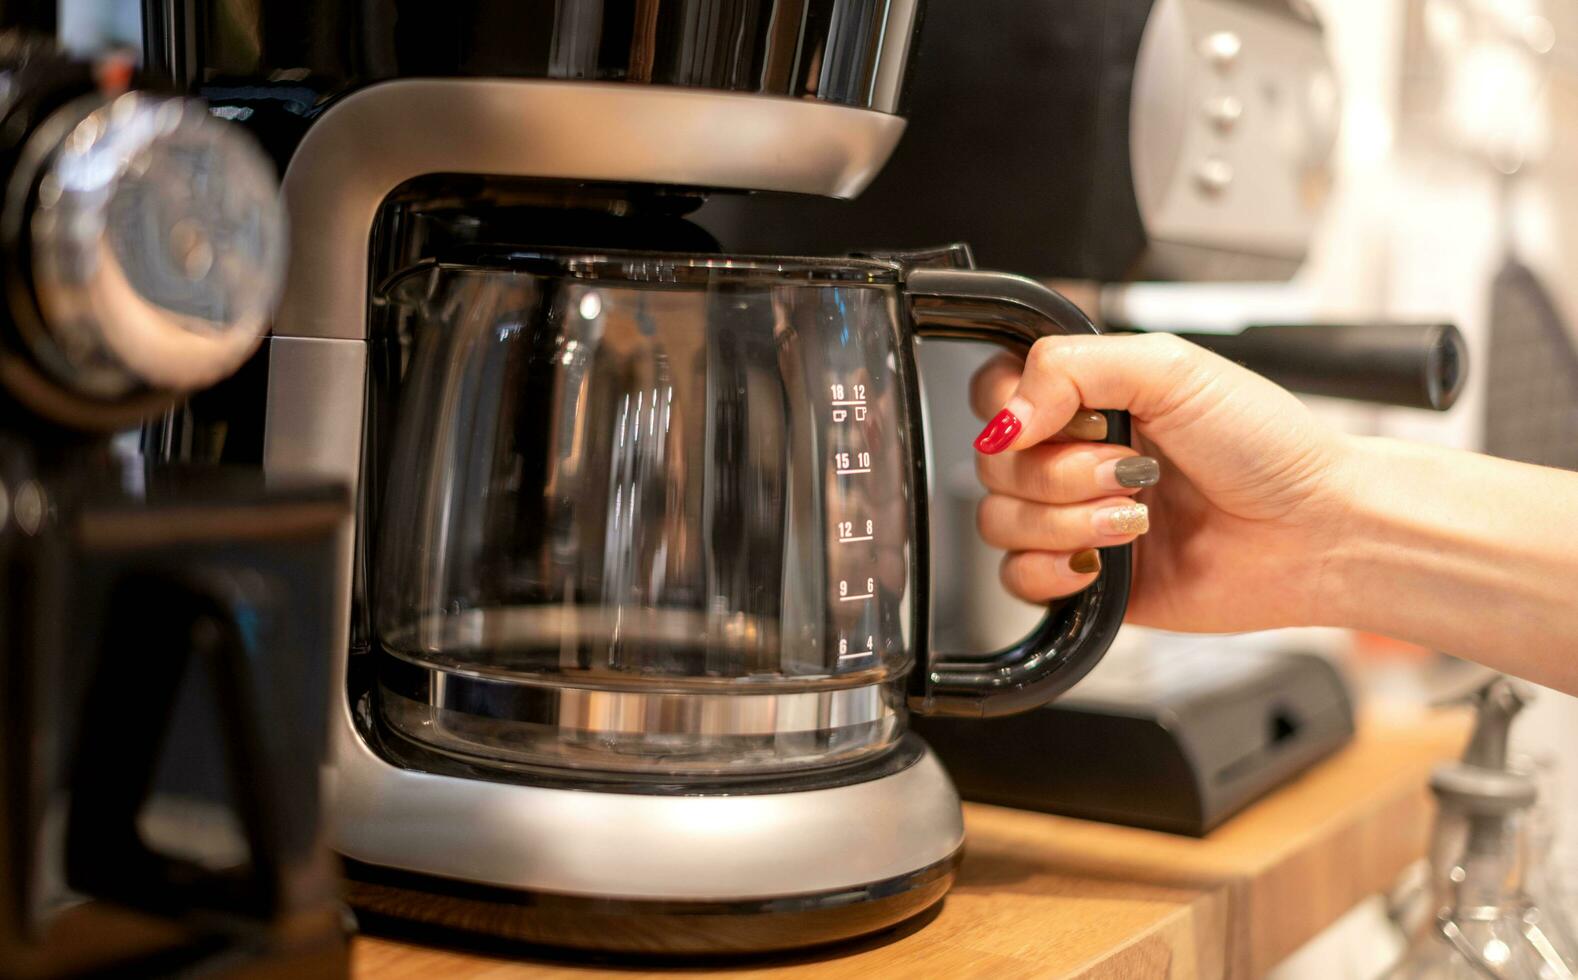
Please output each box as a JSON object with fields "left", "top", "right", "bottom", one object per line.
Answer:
{"left": 0, "top": 29, "right": 347, "bottom": 979}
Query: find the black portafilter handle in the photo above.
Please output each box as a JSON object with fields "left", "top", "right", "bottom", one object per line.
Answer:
{"left": 1170, "top": 322, "right": 1469, "bottom": 411}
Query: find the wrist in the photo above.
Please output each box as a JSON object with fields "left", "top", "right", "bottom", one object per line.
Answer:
{"left": 1291, "top": 432, "right": 1578, "bottom": 687}
{"left": 1311, "top": 433, "right": 1401, "bottom": 633}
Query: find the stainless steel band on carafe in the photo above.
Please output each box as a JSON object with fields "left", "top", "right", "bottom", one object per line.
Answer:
{"left": 141, "top": 0, "right": 1132, "bottom": 954}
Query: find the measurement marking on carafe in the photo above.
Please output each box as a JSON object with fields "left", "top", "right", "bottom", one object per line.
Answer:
{"left": 830, "top": 384, "right": 870, "bottom": 424}
{"left": 837, "top": 636, "right": 878, "bottom": 662}
{"left": 838, "top": 578, "right": 876, "bottom": 603}
{"left": 834, "top": 451, "right": 872, "bottom": 476}
{"left": 837, "top": 520, "right": 875, "bottom": 544}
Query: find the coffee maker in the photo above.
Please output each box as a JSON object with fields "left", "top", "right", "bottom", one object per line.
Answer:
{"left": 145, "top": 1, "right": 1133, "bottom": 953}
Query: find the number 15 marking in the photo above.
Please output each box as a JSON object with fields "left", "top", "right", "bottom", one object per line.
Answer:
{"left": 835, "top": 452, "right": 872, "bottom": 475}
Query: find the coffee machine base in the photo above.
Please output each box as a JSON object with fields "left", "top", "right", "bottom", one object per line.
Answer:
{"left": 332, "top": 733, "right": 966, "bottom": 955}
{"left": 345, "top": 854, "right": 958, "bottom": 956}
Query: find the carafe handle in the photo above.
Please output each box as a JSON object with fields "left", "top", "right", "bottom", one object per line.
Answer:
{"left": 903, "top": 267, "right": 1132, "bottom": 718}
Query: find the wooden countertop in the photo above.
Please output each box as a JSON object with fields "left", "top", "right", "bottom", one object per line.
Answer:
{"left": 353, "top": 709, "right": 1468, "bottom": 979}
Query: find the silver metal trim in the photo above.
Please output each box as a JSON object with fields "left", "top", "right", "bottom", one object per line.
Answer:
{"left": 386, "top": 660, "right": 895, "bottom": 737}
{"left": 261, "top": 336, "right": 367, "bottom": 487}
{"left": 263, "top": 336, "right": 365, "bottom": 833}
{"left": 275, "top": 79, "right": 908, "bottom": 341}
{"left": 380, "top": 604, "right": 897, "bottom": 691}
{"left": 378, "top": 653, "right": 899, "bottom": 774}
{"left": 871, "top": 0, "right": 923, "bottom": 114}
{"left": 375, "top": 603, "right": 906, "bottom": 770}
{"left": 328, "top": 728, "right": 963, "bottom": 900}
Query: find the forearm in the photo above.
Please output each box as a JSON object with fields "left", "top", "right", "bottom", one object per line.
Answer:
{"left": 1325, "top": 435, "right": 1578, "bottom": 691}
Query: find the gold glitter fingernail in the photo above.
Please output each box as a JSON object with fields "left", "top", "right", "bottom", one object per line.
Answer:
{"left": 1098, "top": 502, "right": 1149, "bottom": 535}
{"left": 1060, "top": 410, "right": 1108, "bottom": 441}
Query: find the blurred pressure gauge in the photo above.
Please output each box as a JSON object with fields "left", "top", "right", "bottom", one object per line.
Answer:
{"left": 17, "top": 90, "right": 284, "bottom": 402}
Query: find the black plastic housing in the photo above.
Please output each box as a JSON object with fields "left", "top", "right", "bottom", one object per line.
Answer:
{"left": 914, "top": 650, "right": 1355, "bottom": 835}
{"left": 697, "top": 0, "right": 1156, "bottom": 277}
{"left": 1175, "top": 322, "right": 1469, "bottom": 412}
{"left": 903, "top": 267, "right": 1132, "bottom": 718}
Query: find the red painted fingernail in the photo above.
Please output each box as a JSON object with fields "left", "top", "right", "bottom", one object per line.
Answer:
{"left": 973, "top": 409, "right": 1022, "bottom": 455}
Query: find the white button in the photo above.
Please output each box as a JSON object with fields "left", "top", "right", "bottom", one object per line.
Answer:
{"left": 1204, "top": 95, "right": 1244, "bottom": 133}
{"left": 14, "top": 481, "right": 44, "bottom": 535}
{"left": 1195, "top": 157, "right": 1234, "bottom": 195}
{"left": 1200, "top": 31, "right": 1242, "bottom": 70}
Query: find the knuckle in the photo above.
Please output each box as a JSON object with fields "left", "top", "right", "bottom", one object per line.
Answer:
{"left": 1031, "top": 501, "right": 1069, "bottom": 540}
{"left": 967, "top": 363, "right": 998, "bottom": 399}
{"left": 1029, "top": 456, "right": 1068, "bottom": 501}
{"left": 1025, "top": 336, "right": 1062, "bottom": 375}
{"left": 1002, "top": 552, "right": 1069, "bottom": 601}
{"left": 1141, "top": 332, "right": 1199, "bottom": 377}
{"left": 1135, "top": 332, "right": 1216, "bottom": 421}
{"left": 975, "top": 453, "right": 1006, "bottom": 491}
{"left": 976, "top": 495, "right": 1008, "bottom": 543}
{"left": 981, "top": 351, "right": 1025, "bottom": 378}
{"left": 999, "top": 553, "right": 1042, "bottom": 598}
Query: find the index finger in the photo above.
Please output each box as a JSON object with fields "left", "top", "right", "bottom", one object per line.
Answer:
{"left": 970, "top": 353, "right": 1025, "bottom": 421}
{"left": 970, "top": 353, "right": 1110, "bottom": 442}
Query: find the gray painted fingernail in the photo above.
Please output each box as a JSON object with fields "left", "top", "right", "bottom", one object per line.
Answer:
{"left": 1114, "top": 456, "right": 1161, "bottom": 488}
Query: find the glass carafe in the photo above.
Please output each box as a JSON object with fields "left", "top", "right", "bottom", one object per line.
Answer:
{"left": 371, "top": 248, "right": 1131, "bottom": 778}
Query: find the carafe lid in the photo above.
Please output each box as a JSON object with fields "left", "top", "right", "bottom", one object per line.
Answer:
{"left": 378, "top": 246, "right": 907, "bottom": 304}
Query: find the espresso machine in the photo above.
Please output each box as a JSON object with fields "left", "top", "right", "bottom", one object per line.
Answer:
{"left": 142, "top": 0, "right": 1136, "bottom": 954}
{"left": 0, "top": 25, "right": 347, "bottom": 978}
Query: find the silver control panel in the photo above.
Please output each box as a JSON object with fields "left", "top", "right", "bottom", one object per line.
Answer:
{"left": 1131, "top": 0, "right": 1339, "bottom": 279}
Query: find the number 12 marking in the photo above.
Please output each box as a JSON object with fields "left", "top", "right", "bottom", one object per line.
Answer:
{"left": 837, "top": 520, "right": 875, "bottom": 543}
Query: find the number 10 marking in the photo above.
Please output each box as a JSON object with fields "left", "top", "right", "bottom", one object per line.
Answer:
{"left": 835, "top": 451, "right": 872, "bottom": 476}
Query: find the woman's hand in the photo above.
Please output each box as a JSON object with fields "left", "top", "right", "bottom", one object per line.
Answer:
{"left": 971, "top": 330, "right": 1578, "bottom": 693}
{"left": 969, "top": 332, "right": 1356, "bottom": 634}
